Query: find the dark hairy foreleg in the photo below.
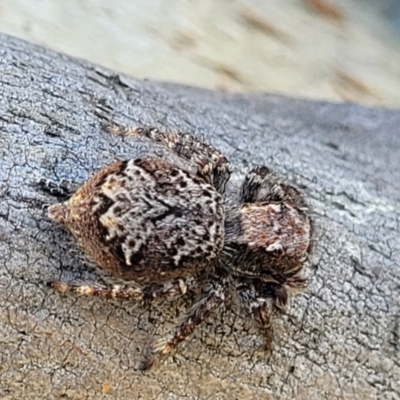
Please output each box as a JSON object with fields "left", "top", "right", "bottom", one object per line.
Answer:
{"left": 105, "top": 125, "right": 231, "bottom": 194}
{"left": 240, "top": 166, "right": 307, "bottom": 208}
{"left": 141, "top": 279, "right": 225, "bottom": 370}
{"left": 236, "top": 281, "right": 274, "bottom": 349}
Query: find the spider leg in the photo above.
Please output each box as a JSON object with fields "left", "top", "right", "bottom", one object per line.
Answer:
{"left": 236, "top": 280, "right": 274, "bottom": 349}
{"left": 141, "top": 279, "right": 225, "bottom": 370}
{"left": 240, "top": 166, "right": 275, "bottom": 203}
{"left": 106, "top": 125, "right": 231, "bottom": 194}
{"left": 240, "top": 166, "right": 307, "bottom": 208}
{"left": 48, "top": 278, "right": 190, "bottom": 301}
{"left": 39, "top": 178, "right": 80, "bottom": 199}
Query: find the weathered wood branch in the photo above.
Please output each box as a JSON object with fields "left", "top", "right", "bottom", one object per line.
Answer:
{"left": 0, "top": 33, "right": 399, "bottom": 399}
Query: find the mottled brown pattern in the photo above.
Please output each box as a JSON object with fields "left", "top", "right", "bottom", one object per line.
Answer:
{"left": 240, "top": 203, "right": 310, "bottom": 258}
{"left": 49, "top": 157, "right": 224, "bottom": 283}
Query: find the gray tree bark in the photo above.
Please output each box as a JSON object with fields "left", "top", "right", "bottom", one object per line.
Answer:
{"left": 0, "top": 33, "right": 399, "bottom": 400}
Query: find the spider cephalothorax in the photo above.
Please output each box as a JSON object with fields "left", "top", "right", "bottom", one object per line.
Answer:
{"left": 48, "top": 126, "right": 312, "bottom": 369}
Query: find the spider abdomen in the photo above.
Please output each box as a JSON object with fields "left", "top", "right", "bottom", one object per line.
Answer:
{"left": 48, "top": 157, "right": 225, "bottom": 283}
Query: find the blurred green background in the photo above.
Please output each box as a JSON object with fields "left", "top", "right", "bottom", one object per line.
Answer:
{"left": 2, "top": 0, "right": 400, "bottom": 108}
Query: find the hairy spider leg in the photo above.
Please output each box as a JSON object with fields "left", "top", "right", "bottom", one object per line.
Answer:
{"left": 39, "top": 178, "right": 80, "bottom": 199}
{"left": 106, "top": 125, "right": 231, "bottom": 194}
{"left": 236, "top": 281, "right": 274, "bottom": 349}
{"left": 240, "top": 165, "right": 307, "bottom": 208}
{"left": 141, "top": 279, "right": 225, "bottom": 370}
{"left": 49, "top": 278, "right": 191, "bottom": 301}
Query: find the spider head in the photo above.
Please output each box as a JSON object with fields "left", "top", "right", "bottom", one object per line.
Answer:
{"left": 223, "top": 195, "right": 312, "bottom": 277}
{"left": 239, "top": 200, "right": 311, "bottom": 259}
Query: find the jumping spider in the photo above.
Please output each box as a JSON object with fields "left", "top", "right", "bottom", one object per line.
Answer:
{"left": 48, "top": 126, "right": 312, "bottom": 369}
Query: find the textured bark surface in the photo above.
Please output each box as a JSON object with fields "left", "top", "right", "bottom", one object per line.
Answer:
{"left": 0, "top": 33, "right": 399, "bottom": 400}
